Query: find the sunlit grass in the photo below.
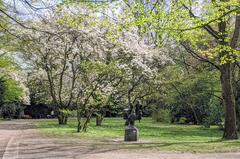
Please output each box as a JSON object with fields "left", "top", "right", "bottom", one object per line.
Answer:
{"left": 35, "top": 118, "right": 240, "bottom": 153}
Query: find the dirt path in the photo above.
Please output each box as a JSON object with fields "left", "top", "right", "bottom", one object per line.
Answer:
{"left": 0, "top": 119, "right": 240, "bottom": 159}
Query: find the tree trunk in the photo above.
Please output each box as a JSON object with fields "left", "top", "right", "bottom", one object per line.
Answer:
{"left": 77, "top": 110, "right": 82, "bottom": 132}
{"left": 189, "top": 104, "right": 199, "bottom": 125}
{"left": 82, "top": 113, "right": 92, "bottom": 132}
{"left": 77, "top": 120, "right": 81, "bottom": 132}
{"left": 64, "top": 116, "right": 68, "bottom": 124}
{"left": 233, "top": 75, "right": 240, "bottom": 131}
{"left": 96, "top": 115, "right": 104, "bottom": 126}
{"left": 58, "top": 111, "right": 68, "bottom": 125}
{"left": 220, "top": 63, "right": 238, "bottom": 139}
{"left": 237, "top": 115, "right": 240, "bottom": 131}
{"left": 236, "top": 98, "right": 240, "bottom": 131}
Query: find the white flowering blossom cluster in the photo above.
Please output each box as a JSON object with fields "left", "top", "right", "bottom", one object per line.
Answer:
{"left": 17, "top": 4, "right": 172, "bottom": 115}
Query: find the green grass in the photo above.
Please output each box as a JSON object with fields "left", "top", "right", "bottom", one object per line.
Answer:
{"left": 35, "top": 118, "right": 240, "bottom": 153}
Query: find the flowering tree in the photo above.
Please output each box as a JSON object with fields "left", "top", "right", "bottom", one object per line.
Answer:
{"left": 16, "top": 2, "right": 171, "bottom": 131}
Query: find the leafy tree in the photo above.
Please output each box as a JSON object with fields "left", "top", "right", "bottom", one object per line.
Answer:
{"left": 160, "top": 65, "right": 221, "bottom": 124}
{"left": 27, "top": 71, "right": 52, "bottom": 105}
{"left": 0, "top": 56, "right": 26, "bottom": 118}
{"left": 126, "top": 0, "right": 240, "bottom": 140}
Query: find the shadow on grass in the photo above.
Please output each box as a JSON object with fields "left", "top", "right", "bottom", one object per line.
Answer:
{"left": 13, "top": 131, "right": 240, "bottom": 159}
{"left": 91, "top": 139, "right": 240, "bottom": 153}
{"left": 18, "top": 138, "right": 239, "bottom": 158}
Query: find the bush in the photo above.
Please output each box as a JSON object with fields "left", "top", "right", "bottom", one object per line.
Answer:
{"left": 218, "top": 121, "right": 224, "bottom": 130}
{"left": 59, "top": 109, "right": 74, "bottom": 117}
{"left": 152, "top": 109, "right": 171, "bottom": 123}
{"left": 178, "top": 117, "right": 187, "bottom": 124}
{"left": 0, "top": 103, "right": 23, "bottom": 119}
{"left": 203, "top": 97, "right": 223, "bottom": 128}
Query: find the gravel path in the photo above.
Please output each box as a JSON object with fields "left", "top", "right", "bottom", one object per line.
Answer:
{"left": 0, "top": 119, "right": 240, "bottom": 159}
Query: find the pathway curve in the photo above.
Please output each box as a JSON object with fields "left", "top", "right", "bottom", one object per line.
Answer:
{"left": 0, "top": 119, "right": 240, "bottom": 159}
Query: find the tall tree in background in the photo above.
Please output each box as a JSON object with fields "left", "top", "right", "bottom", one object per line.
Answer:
{"left": 125, "top": 0, "right": 240, "bottom": 139}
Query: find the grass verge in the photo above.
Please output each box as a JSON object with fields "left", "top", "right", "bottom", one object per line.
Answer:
{"left": 34, "top": 118, "right": 240, "bottom": 153}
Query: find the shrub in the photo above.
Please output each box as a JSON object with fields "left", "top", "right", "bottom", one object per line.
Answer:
{"left": 203, "top": 97, "right": 223, "bottom": 128}
{"left": 178, "top": 117, "right": 187, "bottom": 124}
{"left": 0, "top": 103, "right": 23, "bottom": 119}
{"left": 59, "top": 109, "right": 74, "bottom": 117}
{"left": 218, "top": 121, "right": 224, "bottom": 130}
{"left": 152, "top": 109, "right": 171, "bottom": 123}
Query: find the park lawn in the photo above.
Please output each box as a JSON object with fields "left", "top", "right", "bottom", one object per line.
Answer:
{"left": 35, "top": 118, "right": 240, "bottom": 153}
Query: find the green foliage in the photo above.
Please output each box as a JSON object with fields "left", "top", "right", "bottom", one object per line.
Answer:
{"left": 126, "top": 0, "right": 240, "bottom": 64}
{"left": 158, "top": 65, "right": 221, "bottom": 124}
{"left": 152, "top": 109, "right": 171, "bottom": 123}
{"left": 0, "top": 56, "right": 25, "bottom": 118}
{"left": 0, "top": 57, "right": 23, "bottom": 105}
{"left": 0, "top": 56, "right": 19, "bottom": 71}
{"left": 0, "top": 102, "right": 23, "bottom": 119}
{"left": 59, "top": 109, "right": 74, "bottom": 118}
{"left": 0, "top": 103, "right": 16, "bottom": 119}
{"left": 178, "top": 117, "right": 188, "bottom": 124}
{"left": 2, "top": 79, "right": 23, "bottom": 103}
{"left": 203, "top": 97, "right": 224, "bottom": 128}
{"left": 81, "top": 60, "right": 124, "bottom": 78}
{"left": 0, "top": 0, "right": 15, "bottom": 51}
{"left": 27, "top": 73, "right": 51, "bottom": 105}
{"left": 0, "top": 78, "right": 6, "bottom": 105}
{"left": 0, "top": 76, "right": 24, "bottom": 119}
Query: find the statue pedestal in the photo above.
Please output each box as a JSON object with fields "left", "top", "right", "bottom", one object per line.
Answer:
{"left": 124, "top": 126, "right": 138, "bottom": 141}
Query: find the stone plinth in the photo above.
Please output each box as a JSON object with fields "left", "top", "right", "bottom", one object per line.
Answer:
{"left": 124, "top": 126, "right": 138, "bottom": 141}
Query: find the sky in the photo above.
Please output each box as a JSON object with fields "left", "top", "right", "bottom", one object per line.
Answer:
{"left": 4, "top": 0, "right": 59, "bottom": 20}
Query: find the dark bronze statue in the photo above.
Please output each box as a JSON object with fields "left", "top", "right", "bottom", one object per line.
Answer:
{"left": 124, "top": 101, "right": 142, "bottom": 141}
{"left": 123, "top": 101, "right": 143, "bottom": 126}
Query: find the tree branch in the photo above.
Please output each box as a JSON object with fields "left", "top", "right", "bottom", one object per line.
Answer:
{"left": 180, "top": 41, "right": 220, "bottom": 70}
{"left": 230, "top": 14, "right": 240, "bottom": 48}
